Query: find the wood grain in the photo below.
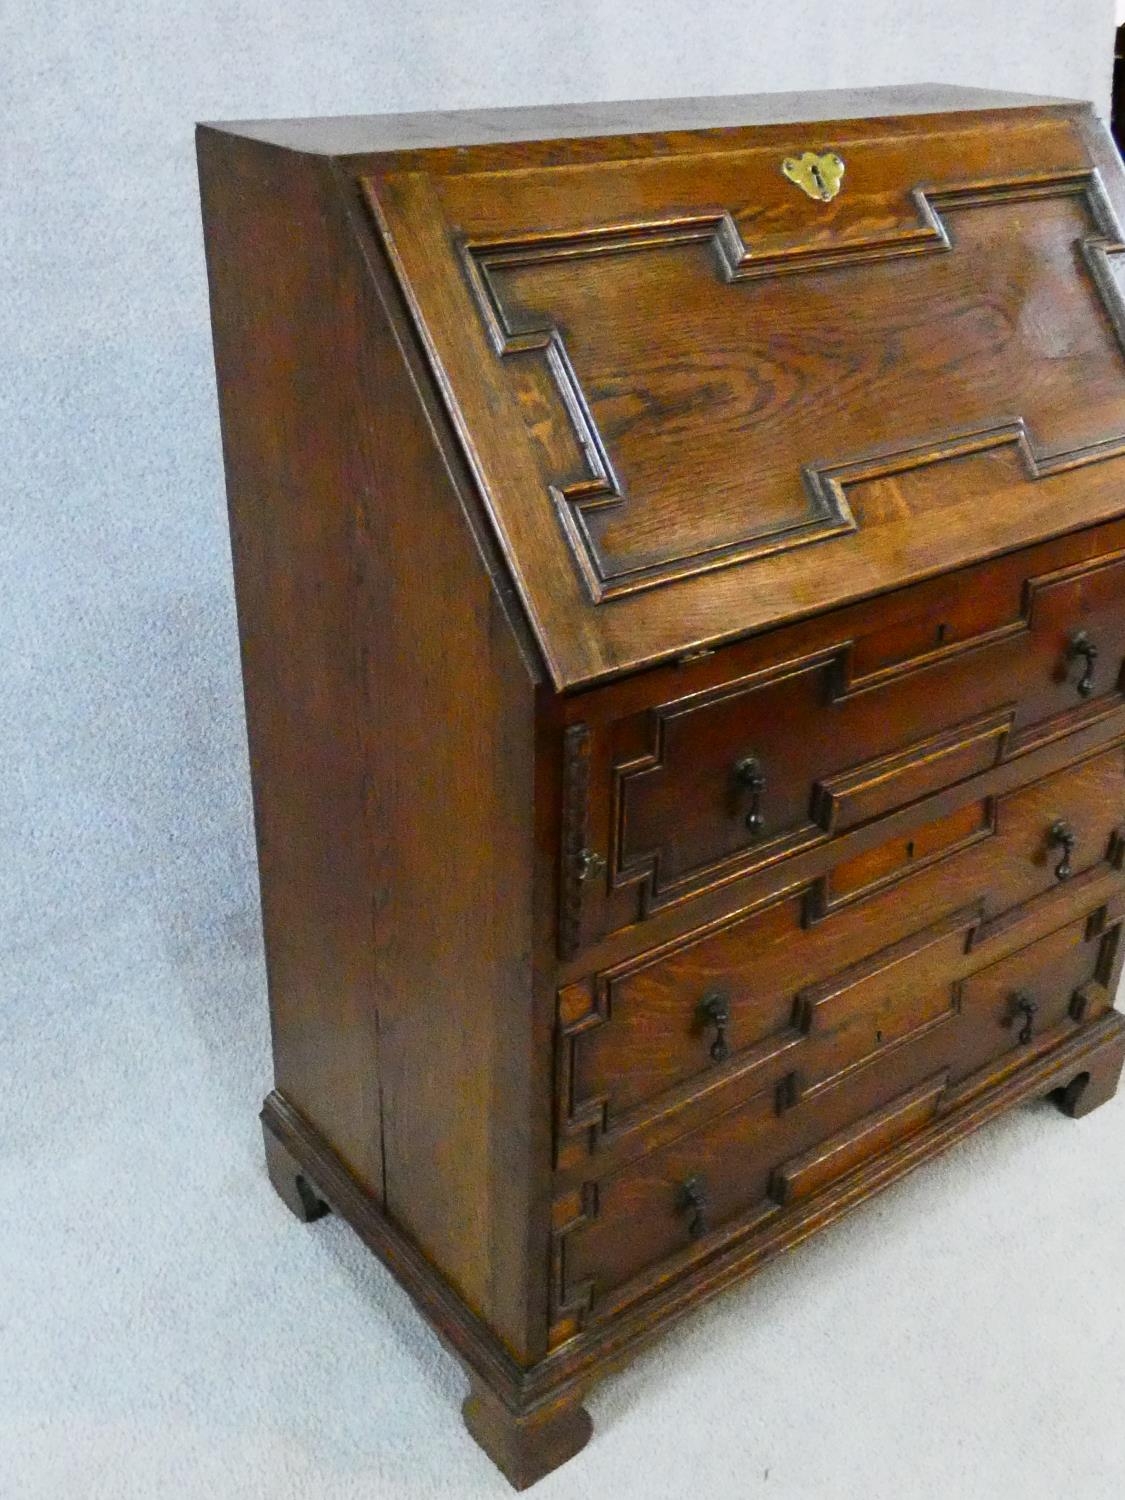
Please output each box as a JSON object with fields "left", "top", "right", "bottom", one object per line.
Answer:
{"left": 199, "top": 90, "right": 1125, "bottom": 1489}
{"left": 199, "top": 129, "right": 552, "bottom": 1364}
{"left": 365, "top": 106, "right": 1125, "bottom": 687}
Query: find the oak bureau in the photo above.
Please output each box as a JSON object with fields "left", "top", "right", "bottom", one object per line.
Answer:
{"left": 198, "top": 85, "right": 1125, "bottom": 1488}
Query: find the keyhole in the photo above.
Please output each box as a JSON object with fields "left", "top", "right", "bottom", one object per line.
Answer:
{"left": 875, "top": 1029, "right": 884, "bottom": 1045}
{"left": 811, "top": 161, "right": 826, "bottom": 196}
{"left": 935, "top": 622, "right": 948, "bottom": 645}
{"left": 905, "top": 840, "right": 915, "bottom": 860}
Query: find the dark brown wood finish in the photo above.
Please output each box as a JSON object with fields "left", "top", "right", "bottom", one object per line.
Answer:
{"left": 556, "top": 742, "right": 1125, "bottom": 1174}
{"left": 564, "top": 523, "right": 1125, "bottom": 948}
{"left": 198, "top": 130, "right": 552, "bottom": 1365}
{"left": 553, "top": 895, "right": 1123, "bottom": 1334}
{"left": 199, "top": 87, "right": 1125, "bottom": 1489}
{"left": 462, "top": 1379, "right": 593, "bottom": 1492}
{"left": 368, "top": 108, "right": 1125, "bottom": 688}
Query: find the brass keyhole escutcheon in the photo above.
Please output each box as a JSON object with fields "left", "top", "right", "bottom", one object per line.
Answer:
{"left": 781, "top": 150, "right": 845, "bottom": 202}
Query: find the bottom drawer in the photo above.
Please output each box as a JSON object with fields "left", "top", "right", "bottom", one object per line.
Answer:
{"left": 552, "top": 900, "right": 1124, "bottom": 1334}
{"left": 951, "top": 906, "right": 1122, "bottom": 1094}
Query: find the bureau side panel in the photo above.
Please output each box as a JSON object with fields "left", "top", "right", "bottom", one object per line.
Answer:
{"left": 197, "top": 130, "right": 548, "bottom": 1362}
{"left": 197, "top": 133, "right": 384, "bottom": 1198}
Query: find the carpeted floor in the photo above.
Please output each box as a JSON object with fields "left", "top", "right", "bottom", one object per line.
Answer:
{"left": 3, "top": 901, "right": 1124, "bottom": 1499}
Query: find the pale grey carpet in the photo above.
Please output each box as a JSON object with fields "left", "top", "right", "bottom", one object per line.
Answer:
{"left": 4, "top": 1, "right": 1123, "bottom": 1496}
{"left": 4, "top": 908, "right": 1125, "bottom": 1498}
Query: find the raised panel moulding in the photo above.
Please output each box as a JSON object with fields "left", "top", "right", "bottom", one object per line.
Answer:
{"left": 464, "top": 170, "right": 1125, "bottom": 601}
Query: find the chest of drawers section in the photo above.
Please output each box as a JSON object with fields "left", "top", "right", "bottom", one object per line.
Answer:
{"left": 552, "top": 752, "right": 1125, "bottom": 1339}
{"left": 552, "top": 533, "right": 1125, "bottom": 1348}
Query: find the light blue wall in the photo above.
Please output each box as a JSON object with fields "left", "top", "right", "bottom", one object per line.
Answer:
{"left": 3, "top": 0, "right": 1115, "bottom": 990}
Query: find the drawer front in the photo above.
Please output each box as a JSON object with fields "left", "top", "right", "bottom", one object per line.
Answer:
{"left": 561, "top": 532, "right": 1125, "bottom": 951}
{"left": 552, "top": 905, "right": 1123, "bottom": 1333}
{"left": 553, "top": 1068, "right": 948, "bottom": 1337}
{"left": 951, "top": 908, "right": 1123, "bottom": 1093}
{"left": 557, "top": 743, "right": 1125, "bottom": 1171}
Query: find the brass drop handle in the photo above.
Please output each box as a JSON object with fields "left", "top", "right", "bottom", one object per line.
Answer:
{"left": 1009, "top": 992, "right": 1038, "bottom": 1046}
{"left": 677, "top": 1175, "right": 708, "bottom": 1238}
{"left": 734, "top": 754, "right": 766, "bottom": 837}
{"left": 697, "top": 990, "right": 731, "bottom": 1063}
{"left": 1067, "top": 630, "right": 1099, "bottom": 698}
{"left": 1048, "top": 820, "right": 1075, "bottom": 882}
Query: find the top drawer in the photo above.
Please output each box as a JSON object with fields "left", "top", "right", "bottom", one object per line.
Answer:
{"left": 561, "top": 527, "right": 1125, "bottom": 952}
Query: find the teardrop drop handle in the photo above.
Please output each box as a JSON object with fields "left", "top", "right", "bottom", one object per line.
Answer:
{"left": 1008, "top": 992, "right": 1038, "bottom": 1046}
{"left": 1048, "top": 820, "right": 1075, "bottom": 882}
{"left": 696, "top": 991, "right": 730, "bottom": 1063}
{"left": 1067, "top": 630, "right": 1098, "bottom": 698}
{"left": 733, "top": 754, "right": 766, "bottom": 838}
{"left": 676, "top": 1175, "right": 708, "bottom": 1239}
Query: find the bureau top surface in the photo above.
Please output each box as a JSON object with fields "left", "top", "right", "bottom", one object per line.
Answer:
{"left": 206, "top": 89, "right": 1125, "bottom": 691}
{"left": 208, "top": 85, "right": 1071, "bottom": 158}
